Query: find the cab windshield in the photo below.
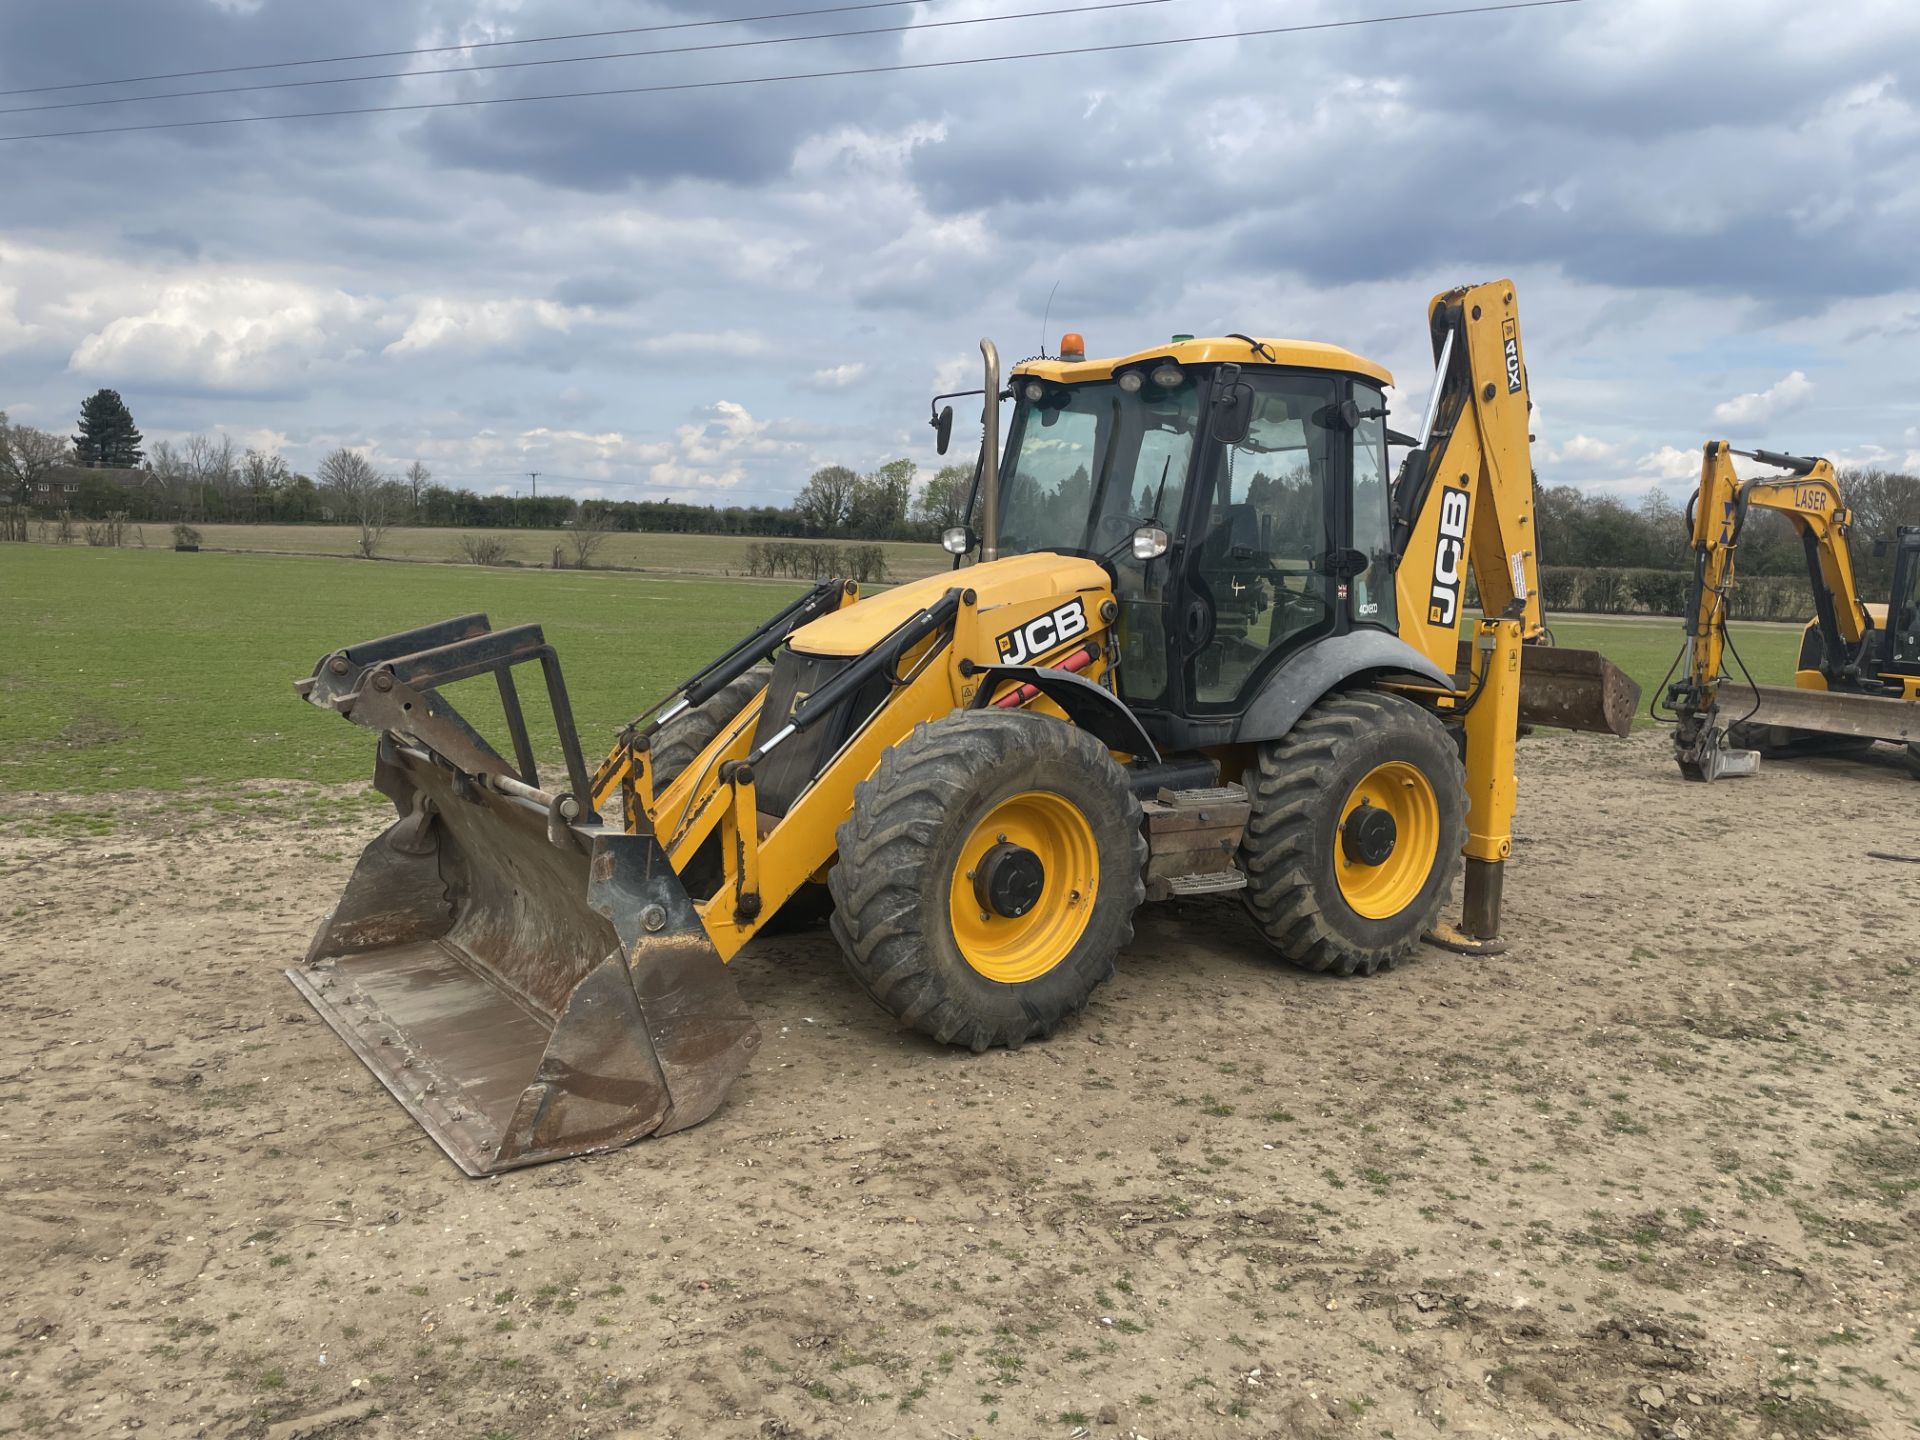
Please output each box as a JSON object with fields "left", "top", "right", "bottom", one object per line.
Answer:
{"left": 996, "top": 373, "right": 1201, "bottom": 559}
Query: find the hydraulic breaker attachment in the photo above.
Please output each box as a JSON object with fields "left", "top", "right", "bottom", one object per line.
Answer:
{"left": 291, "top": 617, "right": 758, "bottom": 1176}
{"left": 1674, "top": 706, "right": 1761, "bottom": 783}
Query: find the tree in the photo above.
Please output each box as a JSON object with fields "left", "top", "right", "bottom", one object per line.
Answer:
{"left": 1635, "top": 487, "right": 1690, "bottom": 571}
{"left": 240, "top": 448, "right": 290, "bottom": 520}
{"left": 404, "top": 460, "right": 432, "bottom": 519}
{"left": 181, "top": 432, "right": 236, "bottom": 519}
{"left": 0, "top": 415, "right": 73, "bottom": 504}
{"left": 913, "top": 463, "right": 973, "bottom": 537}
{"left": 1841, "top": 467, "right": 1920, "bottom": 599}
{"left": 851, "top": 458, "right": 914, "bottom": 539}
{"left": 73, "top": 389, "right": 143, "bottom": 468}
{"left": 319, "top": 447, "right": 391, "bottom": 558}
{"left": 569, "top": 505, "right": 615, "bottom": 568}
{"left": 793, "top": 464, "right": 860, "bottom": 534}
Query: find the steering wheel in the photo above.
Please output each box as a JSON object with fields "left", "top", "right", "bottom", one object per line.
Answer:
{"left": 1092, "top": 512, "right": 1136, "bottom": 550}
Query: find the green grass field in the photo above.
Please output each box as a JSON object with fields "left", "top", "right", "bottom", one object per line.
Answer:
{"left": 0, "top": 547, "right": 1802, "bottom": 795}
{"left": 0, "top": 547, "right": 807, "bottom": 793}
{"left": 184, "top": 523, "right": 953, "bottom": 583}
{"left": 1545, "top": 612, "right": 1801, "bottom": 718}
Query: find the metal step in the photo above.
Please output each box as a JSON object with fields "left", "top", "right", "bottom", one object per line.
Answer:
{"left": 1143, "top": 782, "right": 1251, "bottom": 902}
{"left": 1162, "top": 869, "right": 1248, "bottom": 897}
{"left": 1152, "top": 783, "right": 1248, "bottom": 809}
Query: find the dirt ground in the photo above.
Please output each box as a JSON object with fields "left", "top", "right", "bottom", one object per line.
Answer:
{"left": 3, "top": 730, "right": 1918, "bottom": 1440}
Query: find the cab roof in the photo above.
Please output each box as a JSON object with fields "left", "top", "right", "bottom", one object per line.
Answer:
{"left": 1013, "top": 336, "right": 1392, "bottom": 388}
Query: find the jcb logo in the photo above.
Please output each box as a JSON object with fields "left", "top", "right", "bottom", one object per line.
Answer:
{"left": 1501, "top": 318, "right": 1522, "bottom": 394}
{"left": 995, "top": 598, "right": 1089, "bottom": 666}
{"left": 1428, "top": 487, "right": 1469, "bottom": 628}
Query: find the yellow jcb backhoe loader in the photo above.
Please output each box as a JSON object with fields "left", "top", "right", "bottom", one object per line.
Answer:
{"left": 1668, "top": 441, "right": 1920, "bottom": 781}
{"left": 292, "top": 280, "right": 1638, "bottom": 1176}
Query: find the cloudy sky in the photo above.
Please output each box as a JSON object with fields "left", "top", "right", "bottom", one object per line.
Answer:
{"left": 1, "top": 0, "right": 1916, "bottom": 506}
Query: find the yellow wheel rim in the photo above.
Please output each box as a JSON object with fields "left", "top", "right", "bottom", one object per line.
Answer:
{"left": 948, "top": 790, "right": 1099, "bottom": 983}
{"left": 1334, "top": 761, "right": 1440, "bottom": 921}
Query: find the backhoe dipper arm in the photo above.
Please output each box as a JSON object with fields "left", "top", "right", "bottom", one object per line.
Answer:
{"left": 1680, "top": 442, "right": 1868, "bottom": 715}
{"left": 1388, "top": 281, "right": 1542, "bottom": 952}
{"left": 1390, "top": 280, "right": 1543, "bottom": 677}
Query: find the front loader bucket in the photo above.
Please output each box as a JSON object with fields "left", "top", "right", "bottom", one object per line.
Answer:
{"left": 290, "top": 617, "right": 758, "bottom": 1176}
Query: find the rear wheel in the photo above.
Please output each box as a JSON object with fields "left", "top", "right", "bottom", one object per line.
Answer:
{"left": 1240, "top": 690, "right": 1466, "bottom": 977}
{"left": 828, "top": 710, "right": 1146, "bottom": 1051}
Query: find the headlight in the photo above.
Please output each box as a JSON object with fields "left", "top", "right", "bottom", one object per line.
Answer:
{"left": 1150, "top": 364, "right": 1184, "bottom": 390}
{"left": 1131, "top": 525, "right": 1170, "bottom": 561}
{"left": 941, "top": 526, "right": 973, "bottom": 556}
{"left": 1116, "top": 370, "right": 1144, "bottom": 394}
{"left": 1022, "top": 381, "right": 1045, "bottom": 403}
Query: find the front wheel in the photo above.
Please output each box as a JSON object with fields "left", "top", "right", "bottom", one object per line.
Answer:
{"left": 1240, "top": 690, "right": 1467, "bottom": 977}
{"left": 828, "top": 710, "right": 1146, "bottom": 1051}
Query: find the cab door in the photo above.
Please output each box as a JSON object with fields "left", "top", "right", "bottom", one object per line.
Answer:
{"left": 1182, "top": 371, "right": 1344, "bottom": 709}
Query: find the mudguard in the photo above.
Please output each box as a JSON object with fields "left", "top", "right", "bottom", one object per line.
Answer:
{"left": 1235, "top": 631, "right": 1454, "bottom": 743}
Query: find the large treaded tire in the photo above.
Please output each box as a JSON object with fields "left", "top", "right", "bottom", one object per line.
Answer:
{"left": 828, "top": 710, "right": 1146, "bottom": 1051}
{"left": 649, "top": 667, "right": 771, "bottom": 789}
{"left": 1240, "top": 690, "right": 1467, "bottom": 978}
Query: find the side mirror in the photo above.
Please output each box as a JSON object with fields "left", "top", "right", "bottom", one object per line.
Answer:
{"left": 1873, "top": 537, "right": 1891, "bottom": 558}
{"left": 1209, "top": 363, "right": 1253, "bottom": 446}
{"left": 931, "top": 404, "right": 954, "bottom": 456}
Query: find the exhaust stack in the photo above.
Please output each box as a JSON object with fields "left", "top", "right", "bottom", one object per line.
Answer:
{"left": 979, "top": 337, "right": 1000, "bottom": 564}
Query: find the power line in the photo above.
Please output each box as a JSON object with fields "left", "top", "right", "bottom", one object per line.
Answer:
{"left": 0, "top": 0, "right": 1202, "bottom": 117}
{"left": 0, "top": 2, "right": 1586, "bottom": 143}
{"left": 0, "top": 0, "right": 942, "bottom": 99}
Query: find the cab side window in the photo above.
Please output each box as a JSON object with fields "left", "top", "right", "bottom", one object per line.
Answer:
{"left": 1188, "top": 376, "right": 1337, "bottom": 706}
{"left": 1350, "top": 385, "right": 1397, "bottom": 630}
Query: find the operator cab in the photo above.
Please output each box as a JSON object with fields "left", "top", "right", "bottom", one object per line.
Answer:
{"left": 944, "top": 334, "right": 1401, "bottom": 742}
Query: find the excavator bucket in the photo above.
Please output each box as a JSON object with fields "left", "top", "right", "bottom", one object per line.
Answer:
{"left": 289, "top": 616, "right": 759, "bottom": 1176}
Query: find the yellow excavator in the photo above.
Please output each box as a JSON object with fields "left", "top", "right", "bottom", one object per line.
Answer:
{"left": 291, "top": 280, "right": 1637, "bottom": 1175}
{"left": 1669, "top": 441, "right": 1920, "bottom": 781}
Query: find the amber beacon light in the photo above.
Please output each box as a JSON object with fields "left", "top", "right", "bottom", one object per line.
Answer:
{"left": 1058, "top": 331, "right": 1085, "bottom": 361}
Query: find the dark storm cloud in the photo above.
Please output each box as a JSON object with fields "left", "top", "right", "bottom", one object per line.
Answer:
{"left": 1, "top": 0, "right": 1916, "bottom": 493}
{"left": 0, "top": 0, "right": 422, "bottom": 99}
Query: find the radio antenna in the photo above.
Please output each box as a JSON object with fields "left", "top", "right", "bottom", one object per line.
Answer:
{"left": 1039, "top": 278, "right": 1060, "bottom": 359}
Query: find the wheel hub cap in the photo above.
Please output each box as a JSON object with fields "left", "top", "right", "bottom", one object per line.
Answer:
{"left": 974, "top": 842, "right": 1046, "bottom": 918}
{"left": 1340, "top": 801, "right": 1398, "bottom": 866}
